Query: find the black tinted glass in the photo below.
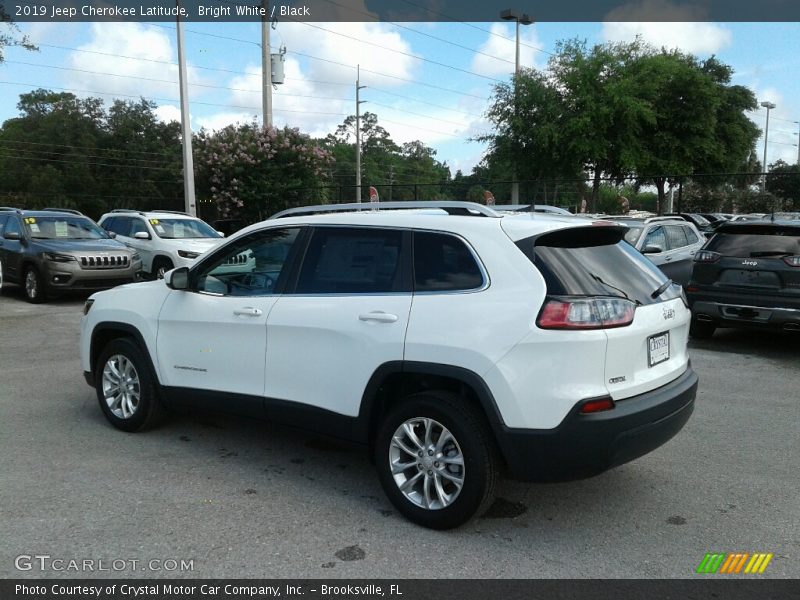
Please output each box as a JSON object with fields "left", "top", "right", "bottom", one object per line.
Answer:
{"left": 296, "top": 228, "right": 404, "bottom": 294}
{"left": 414, "top": 232, "right": 483, "bottom": 291}
{"left": 707, "top": 228, "right": 800, "bottom": 257}
{"left": 518, "top": 228, "right": 674, "bottom": 306}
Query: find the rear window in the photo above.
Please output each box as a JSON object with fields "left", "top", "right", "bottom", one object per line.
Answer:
{"left": 707, "top": 226, "right": 800, "bottom": 257}
{"left": 516, "top": 226, "right": 676, "bottom": 306}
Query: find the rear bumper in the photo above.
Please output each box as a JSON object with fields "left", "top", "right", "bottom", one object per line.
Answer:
{"left": 499, "top": 367, "right": 698, "bottom": 482}
{"left": 689, "top": 297, "right": 800, "bottom": 331}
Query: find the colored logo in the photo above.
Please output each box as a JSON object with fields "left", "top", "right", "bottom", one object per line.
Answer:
{"left": 696, "top": 553, "right": 773, "bottom": 574}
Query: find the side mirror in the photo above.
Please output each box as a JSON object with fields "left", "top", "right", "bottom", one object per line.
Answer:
{"left": 107, "top": 231, "right": 117, "bottom": 239}
{"left": 642, "top": 245, "right": 664, "bottom": 254}
{"left": 133, "top": 231, "right": 151, "bottom": 240}
{"left": 165, "top": 266, "right": 190, "bottom": 290}
{"left": 3, "top": 231, "right": 21, "bottom": 241}
{"left": 216, "top": 230, "right": 226, "bottom": 238}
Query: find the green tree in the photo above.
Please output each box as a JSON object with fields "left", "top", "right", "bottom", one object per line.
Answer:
{"left": 765, "top": 160, "right": 800, "bottom": 209}
{"left": 0, "top": 6, "right": 37, "bottom": 63}
{"left": 195, "top": 123, "right": 333, "bottom": 221}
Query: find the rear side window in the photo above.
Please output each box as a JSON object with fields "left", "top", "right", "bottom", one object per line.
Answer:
{"left": 296, "top": 227, "right": 405, "bottom": 294}
{"left": 413, "top": 231, "right": 483, "bottom": 292}
{"left": 516, "top": 226, "right": 675, "bottom": 306}
{"left": 104, "top": 217, "right": 130, "bottom": 236}
{"left": 684, "top": 227, "right": 700, "bottom": 244}
{"left": 707, "top": 227, "right": 800, "bottom": 257}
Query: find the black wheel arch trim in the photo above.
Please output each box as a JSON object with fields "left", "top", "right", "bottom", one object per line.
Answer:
{"left": 355, "top": 360, "right": 515, "bottom": 464}
{"left": 88, "top": 321, "right": 161, "bottom": 393}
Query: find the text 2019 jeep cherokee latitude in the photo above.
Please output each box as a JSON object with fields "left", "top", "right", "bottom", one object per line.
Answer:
{"left": 79, "top": 202, "right": 698, "bottom": 529}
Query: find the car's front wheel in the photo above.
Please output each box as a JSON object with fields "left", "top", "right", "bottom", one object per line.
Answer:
{"left": 152, "top": 257, "right": 174, "bottom": 280}
{"left": 95, "top": 338, "right": 166, "bottom": 432}
{"left": 23, "top": 266, "right": 46, "bottom": 303}
{"left": 374, "top": 391, "right": 499, "bottom": 530}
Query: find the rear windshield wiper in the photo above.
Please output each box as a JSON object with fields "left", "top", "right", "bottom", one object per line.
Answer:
{"left": 651, "top": 279, "right": 674, "bottom": 300}
{"left": 590, "top": 273, "right": 641, "bottom": 305}
{"left": 750, "top": 251, "right": 794, "bottom": 257}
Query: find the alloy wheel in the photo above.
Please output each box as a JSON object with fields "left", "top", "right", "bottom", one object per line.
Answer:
{"left": 389, "top": 417, "right": 465, "bottom": 510}
{"left": 101, "top": 354, "right": 141, "bottom": 419}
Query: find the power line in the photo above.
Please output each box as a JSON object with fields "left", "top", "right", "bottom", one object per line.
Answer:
{"left": 367, "top": 100, "right": 468, "bottom": 128}
{"left": 0, "top": 138, "right": 179, "bottom": 158}
{"left": 0, "top": 152, "right": 179, "bottom": 172}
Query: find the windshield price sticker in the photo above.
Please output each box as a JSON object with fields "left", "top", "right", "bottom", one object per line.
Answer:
{"left": 55, "top": 221, "right": 69, "bottom": 237}
{"left": 24, "top": 217, "right": 36, "bottom": 224}
{"left": 149, "top": 219, "right": 159, "bottom": 225}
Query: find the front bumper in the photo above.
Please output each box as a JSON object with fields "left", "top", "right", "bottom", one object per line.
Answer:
{"left": 42, "top": 260, "right": 144, "bottom": 292}
{"left": 499, "top": 367, "right": 698, "bottom": 482}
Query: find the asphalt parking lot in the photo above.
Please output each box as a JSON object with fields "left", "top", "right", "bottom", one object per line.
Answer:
{"left": 1, "top": 285, "right": 798, "bottom": 579}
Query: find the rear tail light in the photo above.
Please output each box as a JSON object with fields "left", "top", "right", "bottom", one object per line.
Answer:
{"left": 783, "top": 256, "right": 800, "bottom": 267}
{"left": 694, "top": 250, "right": 721, "bottom": 263}
{"left": 580, "top": 397, "right": 616, "bottom": 414}
{"left": 537, "top": 297, "right": 636, "bottom": 330}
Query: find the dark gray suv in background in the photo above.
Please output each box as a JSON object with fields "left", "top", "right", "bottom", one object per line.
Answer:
{"left": 0, "top": 208, "right": 142, "bottom": 303}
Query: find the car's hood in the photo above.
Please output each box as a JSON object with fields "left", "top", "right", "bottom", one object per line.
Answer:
{"left": 159, "top": 238, "right": 223, "bottom": 253}
{"left": 34, "top": 238, "right": 130, "bottom": 253}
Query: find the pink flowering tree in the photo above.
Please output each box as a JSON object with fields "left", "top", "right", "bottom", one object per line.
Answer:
{"left": 195, "top": 122, "right": 333, "bottom": 222}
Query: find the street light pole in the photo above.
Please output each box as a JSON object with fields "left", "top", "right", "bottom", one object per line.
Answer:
{"left": 761, "top": 100, "right": 776, "bottom": 190}
{"left": 355, "top": 65, "right": 367, "bottom": 203}
{"left": 500, "top": 9, "right": 533, "bottom": 205}
{"left": 176, "top": 0, "right": 196, "bottom": 216}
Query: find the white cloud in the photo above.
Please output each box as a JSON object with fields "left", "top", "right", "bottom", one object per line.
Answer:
{"left": 470, "top": 22, "right": 543, "bottom": 77}
{"left": 602, "top": 21, "right": 733, "bottom": 54}
{"left": 66, "top": 23, "right": 207, "bottom": 101}
{"left": 195, "top": 111, "right": 259, "bottom": 132}
{"left": 153, "top": 104, "right": 182, "bottom": 124}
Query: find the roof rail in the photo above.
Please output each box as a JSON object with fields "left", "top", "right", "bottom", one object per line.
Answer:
{"left": 644, "top": 216, "right": 684, "bottom": 224}
{"left": 150, "top": 209, "right": 192, "bottom": 216}
{"left": 110, "top": 208, "right": 144, "bottom": 214}
{"left": 41, "top": 207, "right": 84, "bottom": 215}
{"left": 0, "top": 206, "right": 22, "bottom": 213}
{"left": 270, "top": 201, "right": 501, "bottom": 220}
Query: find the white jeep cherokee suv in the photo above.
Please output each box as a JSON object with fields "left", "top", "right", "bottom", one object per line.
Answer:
{"left": 80, "top": 201, "right": 698, "bottom": 529}
{"left": 98, "top": 210, "right": 228, "bottom": 278}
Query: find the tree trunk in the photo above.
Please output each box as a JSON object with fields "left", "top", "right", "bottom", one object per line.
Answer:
{"left": 655, "top": 178, "right": 666, "bottom": 215}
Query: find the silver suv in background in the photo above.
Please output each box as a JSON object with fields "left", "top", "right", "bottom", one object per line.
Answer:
{"left": 98, "top": 210, "right": 225, "bottom": 278}
{"left": 612, "top": 216, "right": 706, "bottom": 286}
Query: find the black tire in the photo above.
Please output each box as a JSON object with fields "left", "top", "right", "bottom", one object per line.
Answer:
{"left": 374, "top": 391, "right": 499, "bottom": 530}
{"left": 23, "top": 265, "right": 47, "bottom": 303}
{"left": 690, "top": 319, "right": 716, "bottom": 339}
{"left": 94, "top": 337, "right": 166, "bottom": 432}
{"left": 152, "top": 257, "right": 174, "bottom": 280}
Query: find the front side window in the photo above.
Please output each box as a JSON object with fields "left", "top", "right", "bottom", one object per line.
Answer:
{"left": 413, "top": 231, "right": 484, "bottom": 292}
{"left": 129, "top": 219, "right": 149, "bottom": 237}
{"left": 665, "top": 225, "right": 689, "bottom": 250}
{"left": 643, "top": 226, "right": 667, "bottom": 252}
{"left": 5, "top": 216, "right": 22, "bottom": 238}
{"left": 194, "top": 228, "right": 300, "bottom": 296}
{"left": 295, "top": 227, "right": 404, "bottom": 294}
{"left": 0, "top": 214, "right": 8, "bottom": 237}
{"left": 23, "top": 216, "right": 109, "bottom": 240}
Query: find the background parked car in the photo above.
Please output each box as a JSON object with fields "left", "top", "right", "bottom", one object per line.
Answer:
{"left": 611, "top": 216, "right": 705, "bottom": 285}
{"left": 663, "top": 212, "right": 711, "bottom": 230}
{"left": 686, "top": 220, "right": 800, "bottom": 338}
{"left": 0, "top": 207, "right": 141, "bottom": 303}
{"left": 98, "top": 209, "right": 225, "bottom": 278}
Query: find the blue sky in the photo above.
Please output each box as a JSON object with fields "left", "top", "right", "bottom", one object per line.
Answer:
{"left": 2, "top": 20, "right": 799, "bottom": 175}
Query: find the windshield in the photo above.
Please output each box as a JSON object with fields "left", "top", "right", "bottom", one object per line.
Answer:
{"left": 622, "top": 224, "right": 644, "bottom": 245}
{"left": 24, "top": 216, "right": 110, "bottom": 240}
{"left": 149, "top": 218, "right": 220, "bottom": 239}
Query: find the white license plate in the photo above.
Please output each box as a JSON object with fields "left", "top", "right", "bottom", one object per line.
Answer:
{"left": 648, "top": 331, "right": 670, "bottom": 367}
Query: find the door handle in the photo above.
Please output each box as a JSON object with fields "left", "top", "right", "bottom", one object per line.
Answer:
{"left": 663, "top": 256, "right": 673, "bottom": 262}
{"left": 233, "top": 307, "right": 263, "bottom": 317}
{"left": 359, "top": 312, "right": 398, "bottom": 323}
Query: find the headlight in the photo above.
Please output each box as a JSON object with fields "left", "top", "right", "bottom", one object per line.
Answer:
{"left": 43, "top": 252, "right": 76, "bottom": 262}
{"left": 83, "top": 299, "right": 95, "bottom": 315}
{"left": 178, "top": 250, "right": 201, "bottom": 259}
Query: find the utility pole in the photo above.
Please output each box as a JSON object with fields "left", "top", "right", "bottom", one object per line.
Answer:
{"left": 261, "top": 3, "right": 272, "bottom": 127}
{"left": 176, "top": 0, "right": 196, "bottom": 216}
{"left": 355, "top": 64, "right": 366, "bottom": 203}
{"left": 760, "top": 100, "right": 776, "bottom": 190}
{"left": 797, "top": 121, "right": 800, "bottom": 165}
{"left": 388, "top": 164, "right": 394, "bottom": 201}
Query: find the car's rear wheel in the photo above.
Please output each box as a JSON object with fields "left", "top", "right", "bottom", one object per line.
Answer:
{"left": 95, "top": 338, "right": 166, "bottom": 432}
{"left": 374, "top": 391, "right": 499, "bottom": 530}
{"left": 152, "top": 257, "right": 174, "bottom": 280}
{"left": 23, "top": 266, "right": 46, "bottom": 303}
{"left": 690, "top": 318, "right": 716, "bottom": 339}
